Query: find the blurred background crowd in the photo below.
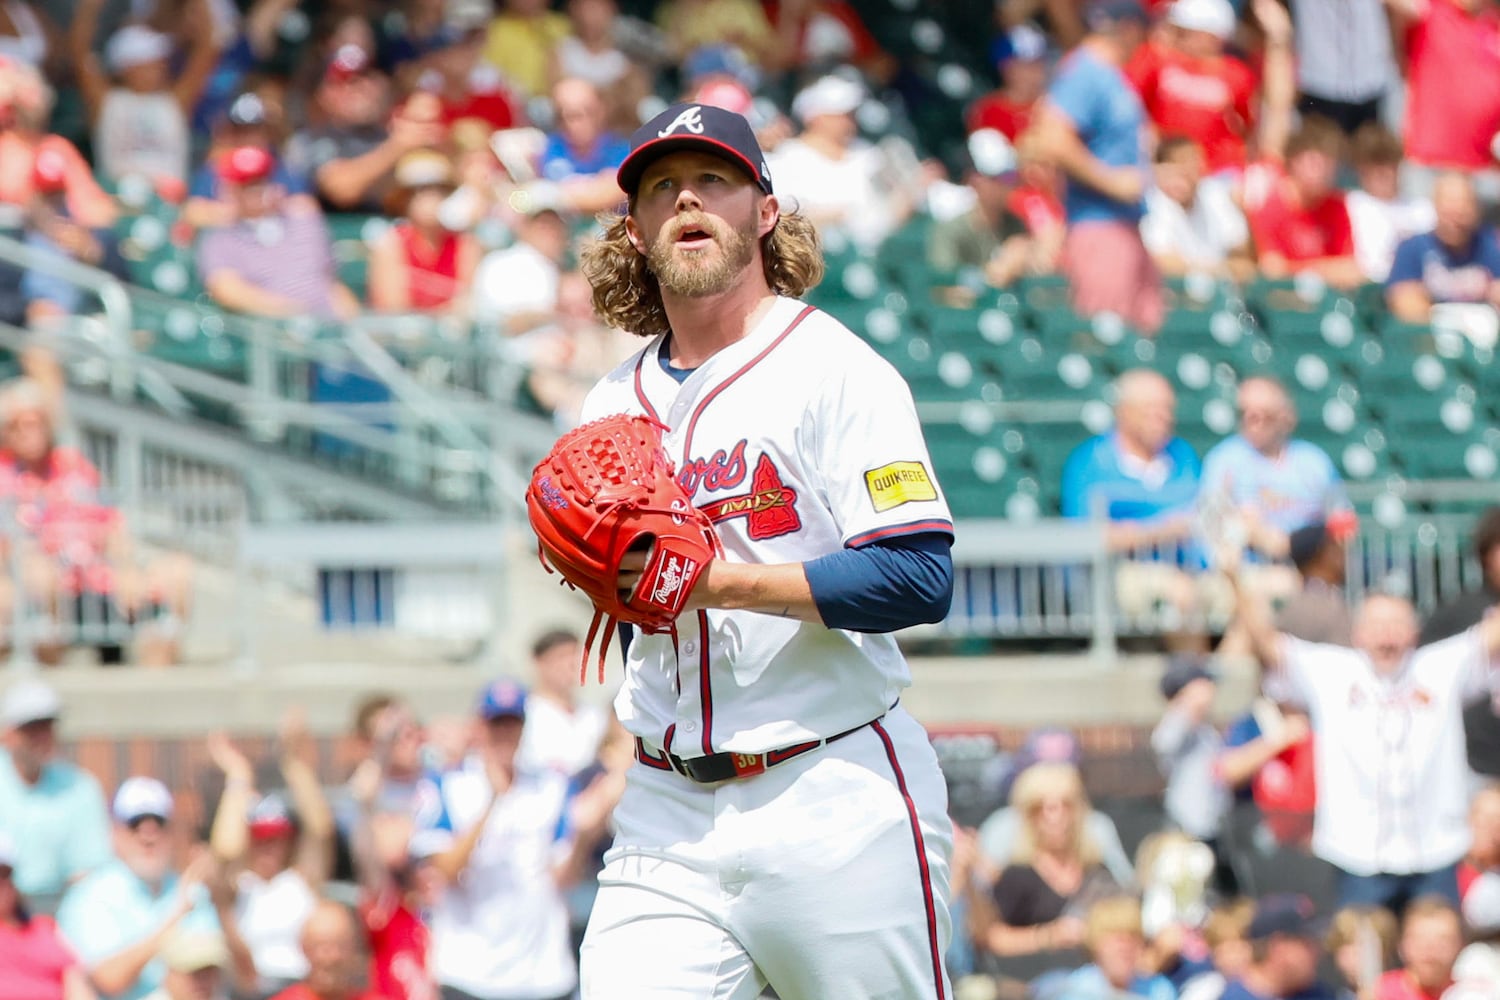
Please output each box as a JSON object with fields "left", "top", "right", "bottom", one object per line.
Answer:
{"left": 0, "top": 0, "right": 1499, "bottom": 999}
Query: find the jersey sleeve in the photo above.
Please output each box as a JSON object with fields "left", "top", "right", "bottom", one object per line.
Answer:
{"left": 807, "top": 350, "right": 953, "bottom": 547}
{"left": 1387, "top": 234, "right": 1425, "bottom": 287}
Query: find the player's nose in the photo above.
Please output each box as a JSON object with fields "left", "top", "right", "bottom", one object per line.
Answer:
{"left": 674, "top": 187, "right": 703, "bottom": 212}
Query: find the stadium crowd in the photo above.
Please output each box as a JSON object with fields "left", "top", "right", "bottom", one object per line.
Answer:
{"left": 0, "top": 0, "right": 1498, "bottom": 998}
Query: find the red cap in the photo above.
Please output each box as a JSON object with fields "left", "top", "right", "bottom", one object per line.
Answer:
{"left": 247, "top": 792, "right": 295, "bottom": 840}
{"left": 218, "top": 146, "right": 274, "bottom": 186}
{"left": 32, "top": 148, "right": 68, "bottom": 195}
{"left": 324, "top": 44, "right": 372, "bottom": 84}
{"left": 1326, "top": 508, "right": 1358, "bottom": 541}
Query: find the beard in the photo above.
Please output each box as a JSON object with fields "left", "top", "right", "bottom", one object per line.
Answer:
{"left": 647, "top": 213, "right": 758, "bottom": 298}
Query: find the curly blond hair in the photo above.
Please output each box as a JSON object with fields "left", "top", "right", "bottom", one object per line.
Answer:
{"left": 579, "top": 210, "right": 825, "bottom": 340}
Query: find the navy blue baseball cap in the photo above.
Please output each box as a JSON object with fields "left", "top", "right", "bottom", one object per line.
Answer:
{"left": 617, "top": 103, "right": 774, "bottom": 198}
{"left": 1249, "top": 894, "right": 1326, "bottom": 941}
{"left": 477, "top": 678, "right": 527, "bottom": 720}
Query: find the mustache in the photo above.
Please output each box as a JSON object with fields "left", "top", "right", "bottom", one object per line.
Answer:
{"left": 663, "top": 214, "right": 722, "bottom": 241}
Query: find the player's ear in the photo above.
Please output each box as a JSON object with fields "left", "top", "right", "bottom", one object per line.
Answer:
{"left": 757, "top": 194, "right": 780, "bottom": 239}
{"left": 624, "top": 214, "right": 648, "bottom": 256}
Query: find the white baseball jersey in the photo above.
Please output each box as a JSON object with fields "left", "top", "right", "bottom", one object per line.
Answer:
{"left": 578, "top": 295, "right": 954, "bottom": 758}
{"left": 1269, "top": 629, "right": 1499, "bottom": 875}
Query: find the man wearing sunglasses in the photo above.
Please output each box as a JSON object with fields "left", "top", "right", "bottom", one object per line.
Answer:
{"left": 57, "top": 777, "right": 225, "bottom": 1000}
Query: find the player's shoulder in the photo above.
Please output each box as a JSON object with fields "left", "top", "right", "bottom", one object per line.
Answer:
{"left": 578, "top": 334, "right": 660, "bottom": 422}
{"left": 788, "top": 302, "right": 907, "bottom": 379}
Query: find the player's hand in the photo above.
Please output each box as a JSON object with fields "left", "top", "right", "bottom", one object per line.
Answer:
{"left": 616, "top": 549, "right": 646, "bottom": 599}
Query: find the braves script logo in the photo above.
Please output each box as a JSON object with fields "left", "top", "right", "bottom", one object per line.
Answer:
{"left": 651, "top": 554, "right": 694, "bottom": 605}
{"left": 537, "top": 476, "right": 568, "bottom": 510}
{"left": 678, "top": 439, "right": 748, "bottom": 494}
{"left": 657, "top": 106, "right": 705, "bottom": 137}
{"left": 699, "top": 453, "right": 802, "bottom": 540}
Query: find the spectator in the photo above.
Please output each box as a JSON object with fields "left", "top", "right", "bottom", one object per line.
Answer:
{"left": 966, "top": 23, "right": 1050, "bottom": 142}
{"left": 532, "top": 76, "right": 630, "bottom": 213}
{"left": 1376, "top": 897, "right": 1462, "bottom": 1000}
{"left": 0, "top": 59, "right": 116, "bottom": 230}
{"left": 518, "top": 628, "right": 609, "bottom": 779}
{"left": 1218, "top": 698, "right": 1316, "bottom": 849}
{"left": 977, "top": 728, "right": 1137, "bottom": 886}
{"left": 1386, "top": 0, "right": 1500, "bottom": 185}
{"left": 0, "top": 679, "right": 111, "bottom": 906}
{"left": 266, "top": 901, "right": 384, "bottom": 1000}
{"left": 285, "top": 44, "right": 445, "bottom": 215}
{"left": 196, "top": 146, "right": 359, "bottom": 322}
{"left": 1062, "top": 895, "right": 1178, "bottom": 999}
{"left": 1140, "top": 135, "right": 1254, "bottom": 281}
{"left": 764, "top": 0, "right": 894, "bottom": 79}
{"left": 416, "top": 15, "right": 523, "bottom": 134}
{"left": 1125, "top": 0, "right": 1258, "bottom": 175}
{"left": 416, "top": 680, "right": 620, "bottom": 1000}
{"left": 1220, "top": 894, "right": 1330, "bottom": 1000}
{"left": 1345, "top": 124, "right": 1436, "bottom": 283}
{"left": 22, "top": 146, "right": 130, "bottom": 331}
{"left": 1199, "top": 376, "right": 1350, "bottom": 563}
{"left": 1179, "top": 899, "right": 1257, "bottom": 1000}
{"left": 348, "top": 717, "right": 440, "bottom": 1000}
{"left": 926, "top": 129, "right": 1037, "bottom": 297}
{"left": 56, "top": 778, "right": 223, "bottom": 1000}
{"left": 183, "top": 91, "right": 312, "bottom": 232}
{"left": 1291, "top": 0, "right": 1396, "bottom": 135}
{"left": 0, "top": 379, "right": 192, "bottom": 668}
{"left": 140, "top": 930, "right": 231, "bottom": 1000}
{"left": 0, "top": 830, "right": 95, "bottom": 1000}
{"left": 654, "top": 0, "right": 776, "bottom": 65}
{"left": 1061, "top": 370, "right": 1211, "bottom": 643}
{"left": 1152, "top": 656, "right": 1232, "bottom": 888}
{"left": 970, "top": 762, "right": 1120, "bottom": 961}
{"left": 767, "top": 74, "right": 920, "bottom": 252}
{"left": 342, "top": 694, "right": 429, "bottom": 822}
{"left": 1460, "top": 787, "right": 1500, "bottom": 936}
{"left": 1326, "top": 905, "right": 1398, "bottom": 1000}
{"left": 1226, "top": 558, "right": 1500, "bottom": 913}
{"left": 550, "top": 0, "right": 647, "bottom": 130}
{"left": 207, "top": 714, "right": 334, "bottom": 999}
{"left": 471, "top": 200, "right": 570, "bottom": 334}
{"left": 485, "top": 0, "right": 574, "bottom": 99}
{"left": 70, "top": 1, "right": 220, "bottom": 188}
{"left": 1385, "top": 173, "right": 1500, "bottom": 324}
{"left": 521, "top": 270, "right": 640, "bottom": 427}
{"left": 1242, "top": 119, "right": 1363, "bottom": 286}
{"left": 1275, "top": 515, "right": 1357, "bottom": 646}
{"left": 367, "top": 152, "right": 478, "bottom": 314}
{"left": 1033, "top": 0, "right": 1164, "bottom": 333}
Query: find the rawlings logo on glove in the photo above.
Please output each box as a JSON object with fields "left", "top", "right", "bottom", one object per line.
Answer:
{"left": 526, "top": 414, "right": 721, "bottom": 682}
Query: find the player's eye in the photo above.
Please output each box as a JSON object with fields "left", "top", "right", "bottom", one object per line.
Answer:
{"left": 700, "top": 173, "right": 725, "bottom": 185}
{"left": 651, "top": 177, "right": 675, "bottom": 192}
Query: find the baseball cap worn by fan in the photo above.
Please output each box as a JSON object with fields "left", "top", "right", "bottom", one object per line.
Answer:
{"left": 1167, "top": 0, "right": 1239, "bottom": 39}
{"left": 2, "top": 678, "right": 61, "bottom": 727}
{"left": 1287, "top": 511, "right": 1358, "bottom": 569}
{"left": 32, "top": 148, "right": 70, "bottom": 196}
{"left": 218, "top": 145, "right": 275, "bottom": 186}
{"left": 106, "top": 25, "right": 173, "bottom": 74}
{"left": 161, "top": 930, "right": 229, "bottom": 973}
{"left": 1159, "top": 654, "right": 1217, "bottom": 700}
{"left": 478, "top": 678, "right": 528, "bottom": 720}
{"left": 113, "top": 776, "right": 174, "bottom": 825}
{"left": 1248, "top": 894, "right": 1326, "bottom": 940}
{"left": 617, "top": 103, "right": 774, "bottom": 199}
{"left": 791, "top": 75, "right": 865, "bottom": 124}
{"left": 248, "top": 792, "right": 295, "bottom": 840}
{"left": 991, "top": 23, "right": 1049, "bottom": 67}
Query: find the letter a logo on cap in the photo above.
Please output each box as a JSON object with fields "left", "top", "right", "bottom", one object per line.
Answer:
{"left": 658, "top": 106, "right": 705, "bottom": 137}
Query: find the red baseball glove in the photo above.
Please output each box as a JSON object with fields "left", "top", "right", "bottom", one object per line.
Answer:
{"left": 527, "top": 413, "right": 721, "bottom": 682}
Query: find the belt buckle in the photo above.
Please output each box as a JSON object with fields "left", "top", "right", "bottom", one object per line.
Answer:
{"left": 729, "top": 752, "right": 766, "bottom": 778}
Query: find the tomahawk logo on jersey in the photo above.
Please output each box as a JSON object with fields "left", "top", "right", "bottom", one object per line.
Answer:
{"left": 579, "top": 297, "right": 953, "bottom": 758}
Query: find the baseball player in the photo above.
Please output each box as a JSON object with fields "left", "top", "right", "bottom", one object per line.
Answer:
{"left": 571, "top": 103, "right": 957, "bottom": 998}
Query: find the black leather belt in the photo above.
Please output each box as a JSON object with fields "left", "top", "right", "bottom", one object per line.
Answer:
{"left": 635, "top": 716, "right": 879, "bottom": 783}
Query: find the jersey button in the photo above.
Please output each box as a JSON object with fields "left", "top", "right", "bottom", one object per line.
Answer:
{"left": 684, "top": 722, "right": 698, "bottom": 733}
{"left": 683, "top": 641, "right": 697, "bottom": 655}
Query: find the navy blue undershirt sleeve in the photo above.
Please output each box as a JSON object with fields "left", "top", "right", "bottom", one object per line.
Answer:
{"left": 804, "top": 531, "right": 955, "bottom": 633}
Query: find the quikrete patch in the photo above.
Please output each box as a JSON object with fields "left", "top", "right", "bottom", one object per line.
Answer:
{"left": 864, "top": 461, "right": 937, "bottom": 513}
